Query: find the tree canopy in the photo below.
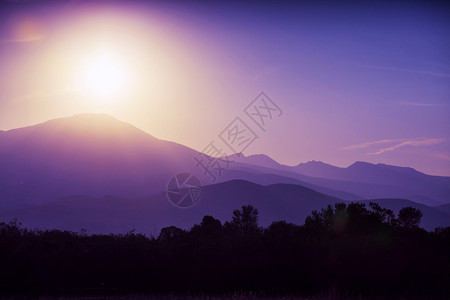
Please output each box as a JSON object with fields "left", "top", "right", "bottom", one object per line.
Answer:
{"left": 0, "top": 203, "right": 448, "bottom": 298}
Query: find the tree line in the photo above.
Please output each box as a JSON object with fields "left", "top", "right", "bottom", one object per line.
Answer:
{"left": 0, "top": 202, "right": 449, "bottom": 298}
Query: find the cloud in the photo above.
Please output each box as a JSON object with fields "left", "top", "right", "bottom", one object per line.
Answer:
{"left": 401, "top": 102, "right": 448, "bottom": 107}
{"left": 1, "top": 35, "right": 44, "bottom": 44}
{"left": 341, "top": 139, "right": 406, "bottom": 150}
{"left": 5, "top": 0, "right": 37, "bottom": 2}
{"left": 434, "top": 153, "right": 450, "bottom": 162}
{"left": 0, "top": 17, "right": 46, "bottom": 44}
{"left": 343, "top": 138, "right": 446, "bottom": 155}
{"left": 363, "top": 65, "right": 450, "bottom": 78}
{"left": 368, "top": 138, "right": 445, "bottom": 155}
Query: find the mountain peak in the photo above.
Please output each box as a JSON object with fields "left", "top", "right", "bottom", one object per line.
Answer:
{"left": 247, "top": 154, "right": 280, "bottom": 163}
{"left": 43, "top": 113, "right": 121, "bottom": 127}
{"left": 4, "top": 113, "right": 129, "bottom": 134}
{"left": 296, "top": 160, "right": 335, "bottom": 168}
{"left": 242, "top": 154, "right": 282, "bottom": 169}
{"left": 348, "top": 161, "right": 375, "bottom": 168}
{"left": 348, "top": 161, "right": 420, "bottom": 175}
{"left": 30, "top": 113, "right": 157, "bottom": 141}
{"left": 0, "top": 113, "right": 165, "bottom": 158}
{"left": 71, "top": 113, "right": 116, "bottom": 119}
{"left": 375, "top": 163, "right": 421, "bottom": 176}
{"left": 293, "top": 161, "right": 344, "bottom": 179}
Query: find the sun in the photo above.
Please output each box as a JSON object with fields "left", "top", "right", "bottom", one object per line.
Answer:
{"left": 78, "top": 51, "right": 130, "bottom": 100}
{"left": 84, "top": 55, "right": 123, "bottom": 97}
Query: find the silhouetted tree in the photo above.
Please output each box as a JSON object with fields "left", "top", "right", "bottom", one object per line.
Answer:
{"left": 1, "top": 204, "right": 448, "bottom": 298}
{"left": 158, "top": 225, "right": 184, "bottom": 240}
{"left": 224, "top": 205, "right": 261, "bottom": 235}
{"left": 305, "top": 202, "right": 400, "bottom": 234}
{"left": 190, "top": 215, "right": 222, "bottom": 236}
{"left": 398, "top": 206, "right": 423, "bottom": 229}
{"left": 369, "top": 202, "right": 396, "bottom": 225}
{"left": 304, "top": 204, "right": 335, "bottom": 231}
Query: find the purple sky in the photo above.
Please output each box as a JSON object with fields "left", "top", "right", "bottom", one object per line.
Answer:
{"left": 0, "top": 1, "right": 449, "bottom": 175}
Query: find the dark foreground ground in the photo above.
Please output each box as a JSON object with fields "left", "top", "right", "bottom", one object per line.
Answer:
{"left": 1, "top": 204, "right": 449, "bottom": 299}
{"left": 1, "top": 294, "right": 447, "bottom": 300}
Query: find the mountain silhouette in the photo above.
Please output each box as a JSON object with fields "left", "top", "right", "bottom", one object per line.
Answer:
{"left": 1, "top": 180, "right": 448, "bottom": 234}
{"left": 236, "top": 154, "right": 284, "bottom": 169}
{"left": 1, "top": 113, "right": 449, "bottom": 228}
{"left": 0, "top": 180, "right": 350, "bottom": 234}
{"left": 0, "top": 114, "right": 198, "bottom": 211}
{"left": 436, "top": 203, "right": 450, "bottom": 215}
{"left": 234, "top": 157, "right": 450, "bottom": 206}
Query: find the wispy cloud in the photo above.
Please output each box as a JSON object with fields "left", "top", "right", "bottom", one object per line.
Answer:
{"left": 434, "top": 153, "right": 450, "bottom": 162}
{"left": 401, "top": 102, "right": 448, "bottom": 107}
{"left": 368, "top": 138, "right": 445, "bottom": 155}
{"left": 341, "top": 139, "right": 406, "bottom": 150}
{"left": 0, "top": 34, "right": 45, "bottom": 44}
{"left": 363, "top": 65, "right": 450, "bottom": 78}
{"left": 343, "top": 138, "right": 446, "bottom": 155}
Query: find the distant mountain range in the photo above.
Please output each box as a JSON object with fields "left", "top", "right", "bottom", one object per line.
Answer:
{"left": 0, "top": 114, "right": 449, "bottom": 232}
{"left": 230, "top": 155, "right": 450, "bottom": 206}
{"left": 1, "top": 180, "right": 448, "bottom": 234}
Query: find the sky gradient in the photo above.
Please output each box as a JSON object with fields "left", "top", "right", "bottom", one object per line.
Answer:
{"left": 0, "top": 0, "right": 449, "bottom": 175}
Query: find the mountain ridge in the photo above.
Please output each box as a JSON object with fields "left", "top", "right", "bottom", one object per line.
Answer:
{"left": 1, "top": 114, "right": 449, "bottom": 216}
{"left": 1, "top": 179, "right": 448, "bottom": 234}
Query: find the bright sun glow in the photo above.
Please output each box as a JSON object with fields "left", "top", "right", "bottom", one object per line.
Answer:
{"left": 78, "top": 51, "right": 130, "bottom": 101}
{"left": 85, "top": 56, "right": 123, "bottom": 97}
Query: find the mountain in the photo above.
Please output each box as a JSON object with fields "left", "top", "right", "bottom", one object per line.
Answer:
{"left": 0, "top": 180, "right": 342, "bottom": 233}
{"left": 235, "top": 159, "right": 450, "bottom": 206}
{"left": 294, "top": 160, "right": 450, "bottom": 189}
{"left": 436, "top": 204, "right": 450, "bottom": 215}
{"left": 0, "top": 114, "right": 199, "bottom": 211}
{"left": 0, "top": 114, "right": 361, "bottom": 212}
{"left": 0, "top": 114, "right": 364, "bottom": 213}
{"left": 0, "top": 180, "right": 343, "bottom": 234}
{"left": 297, "top": 161, "right": 450, "bottom": 205}
{"left": 236, "top": 154, "right": 284, "bottom": 170}
{"left": 1, "top": 180, "right": 447, "bottom": 234}
{"left": 216, "top": 169, "right": 363, "bottom": 201}
{"left": 293, "top": 160, "right": 343, "bottom": 178}
{"left": 1, "top": 113, "right": 449, "bottom": 218}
